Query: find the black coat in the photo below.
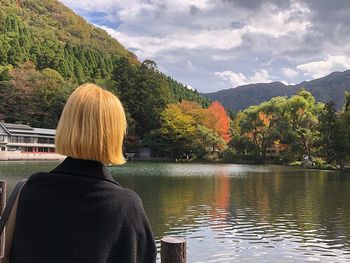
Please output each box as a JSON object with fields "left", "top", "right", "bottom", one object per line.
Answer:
{"left": 10, "top": 157, "right": 157, "bottom": 263}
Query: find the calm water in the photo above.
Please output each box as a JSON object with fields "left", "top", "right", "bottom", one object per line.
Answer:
{"left": 1, "top": 161, "right": 350, "bottom": 262}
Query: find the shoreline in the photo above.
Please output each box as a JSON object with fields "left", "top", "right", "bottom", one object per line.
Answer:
{"left": 123, "top": 158, "right": 350, "bottom": 172}
{"left": 1, "top": 158, "right": 348, "bottom": 172}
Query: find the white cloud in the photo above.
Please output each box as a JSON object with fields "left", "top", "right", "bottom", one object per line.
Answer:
{"left": 214, "top": 71, "right": 248, "bottom": 87}
{"left": 61, "top": 0, "right": 214, "bottom": 21}
{"left": 186, "top": 84, "right": 195, "bottom": 91}
{"left": 60, "top": 0, "right": 141, "bottom": 12}
{"left": 214, "top": 69, "right": 275, "bottom": 88}
{"left": 249, "top": 69, "right": 274, "bottom": 83}
{"left": 296, "top": 55, "right": 350, "bottom": 78}
{"left": 246, "top": 2, "right": 311, "bottom": 38}
{"left": 282, "top": 67, "right": 298, "bottom": 78}
{"left": 100, "top": 26, "right": 244, "bottom": 59}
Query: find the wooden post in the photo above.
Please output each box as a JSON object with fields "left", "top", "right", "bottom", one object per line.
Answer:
{"left": 0, "top": 180, "right": 7, "bottom": 258}
{"left": 161, "top": 236, "right": 186, "bottom": 263}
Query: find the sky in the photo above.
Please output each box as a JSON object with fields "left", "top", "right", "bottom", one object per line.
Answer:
{"left": 59, "top": 0, "right": 350, "bottom": 93}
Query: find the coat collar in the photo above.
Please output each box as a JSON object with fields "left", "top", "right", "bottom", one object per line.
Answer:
{"left": 50, "top": 157, "right": 120, "bottom": 186}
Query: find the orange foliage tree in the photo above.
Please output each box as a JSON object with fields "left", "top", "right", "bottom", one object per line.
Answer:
{"left": 207, "top": 101, "right": 231, "bottom": 142}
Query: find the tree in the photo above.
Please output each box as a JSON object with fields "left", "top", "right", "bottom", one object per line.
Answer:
{"left": 144, "top": 101, "right": 229, "bottom": 159}
{"left": 344, "top": 91, "right": 350, "bottom": 112}
{"left": 331, "top": 92, "right": 350, "bottom": 168}
{"left": 207, "top": 101, "right": 231, "bottom": 142}
{"left": 129, "top": 60, "right": 172, "bottom": 136}
{"left": 230, "top": 91, "right": 320, "bottom": 162}
{"left": 196, "top": 125, "right": 226, "bottom": 154}
{"left": 0, "top": 62, "right": 72, "bottom": 128}
{"left": 144, "top": 104, "right": 197, "bottom": 158}
{"left": 284, "top": 90, "right": 319, "bottom": 158}
{"left": 177, "top": 100, "right": 214, "bottom": 127}
{"left": 31, "top": 68, "right": 71, "bottom": 127}
{"left": 239, "top": 109, "right": 277, "bottom": 159}
{"left": 176, "top": 101, "right": 228, "bottom": 153}
{"left": 318, "top": 102, "right": 339, "bottom": 163}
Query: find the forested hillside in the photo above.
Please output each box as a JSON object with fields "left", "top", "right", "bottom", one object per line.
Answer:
{"left": 0, "top": 0, "right": 209, "bottom": 135}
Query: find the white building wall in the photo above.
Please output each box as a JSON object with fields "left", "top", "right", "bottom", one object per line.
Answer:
{"left": 0, "top": 124, "right": 7, "bottom": 135}
{"left": 0, "top": 151, "right": 65, "bottom": 161}
{"left": 0, "top": 123, "right": 62, "bottom": 161}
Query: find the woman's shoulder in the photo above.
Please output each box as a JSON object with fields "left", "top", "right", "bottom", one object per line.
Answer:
{"left": 24, "top": 171, "right": 144, "bottom": 210}
{"left": 118, "top": 188, "right": 149, "bottom": 226}
{"left": 26, "top": 171, "right": 51, "bottom": 182}
{"left": 26, "top": 171, "right": 139, "bottom": 197}
{"left": 121, "top": 188, "right": 143, "bottom": 205}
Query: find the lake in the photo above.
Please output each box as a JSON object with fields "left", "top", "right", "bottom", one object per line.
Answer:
{"left": 1, "top": 161, "right": 350, "bottom": 262}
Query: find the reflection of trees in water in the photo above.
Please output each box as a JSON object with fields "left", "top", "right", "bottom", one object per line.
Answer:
{"left": 212, "top": 168, "right": 230, "bottom": 220}
{"left": 118, "top": 175, "right": 217, "bottom": 238}
{"left": 116, "top": 167, "right": 350, "bottom": 249}
{"left": 229, "top": 170, "right": 350, "bottom": 249}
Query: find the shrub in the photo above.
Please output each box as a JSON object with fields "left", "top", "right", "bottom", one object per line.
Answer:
{"left": 221, "top": 148, "right": 237, "bottom": 162}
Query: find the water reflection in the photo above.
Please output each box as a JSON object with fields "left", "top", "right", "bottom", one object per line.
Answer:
{"left": 1, "top": 161, "right": 350, "bottom": 262}
{"left": 112, "top": 163, "right": 350, "bottom": 262}
{"left": 0, "top": 161, "right": 59, "bottom": 193}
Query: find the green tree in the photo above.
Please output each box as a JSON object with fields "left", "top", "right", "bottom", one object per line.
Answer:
{"left": 318, "top": 102, "right": 338, "bottom": 164}
{"left": 144, "top": 104, "right": 197, "bottom": 158}
{"left": 240, "top": 109, "right": 278, "bottom": 159}
{"left": 332, "top": 93, "right": 350, "bottom": 168}
{"left": 132, "top": 60, "right": 172, "bottom": 136}
{"left": 230, "top": 90, "right": 320, "bottom": 163}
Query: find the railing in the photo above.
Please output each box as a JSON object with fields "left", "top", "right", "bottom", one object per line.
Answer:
{"left": 0, "top": 181, "right": 6, "bottom": 259}
{"left": 0, "top": 180, "right": 187, "bottom": 262}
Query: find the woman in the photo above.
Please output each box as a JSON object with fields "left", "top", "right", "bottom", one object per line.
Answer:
{"left": 10, "top": 84, "right": 157, "bottom": 263}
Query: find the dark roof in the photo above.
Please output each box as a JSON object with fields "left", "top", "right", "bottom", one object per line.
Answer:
{"left": 1, "top": 122, "right": 55, "bottom": 136}
{"left": 3, "top": 123, "right": 34, "bottom": 130}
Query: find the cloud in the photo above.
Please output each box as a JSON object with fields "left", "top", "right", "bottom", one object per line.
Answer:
{"left": 59, "top": 0, "right": 350, "bottom": 92}
{"left": 61, "top": 0, "right": 215, "bottom": 22}
{"left": 226, "top": 0, "right": 292, "bottom": 10}
{"left": 245, "top": 2, "right": 311, "bottom": 38}
{"left": 186, "top": 60, "right": 195, "bottom": 70}
{"left": 214, "top": 71, "right": 248, "bottom": 87}
{"left": 186, "top": 84, "right": 195, "bottom": 91}
{"left": 100, "top": 25, "right": 244, "bottom": 59}
{"left": 296, "top": 55, "right": 350, "bottom": 78}
{"left": 76, "top": 0, "right": 313, "bottom": 58}
{"left": 214, "top": 69, "right": 275, "bottom": 88}
{"left": 282, "top": 67, "right": 298, "bottom": 78}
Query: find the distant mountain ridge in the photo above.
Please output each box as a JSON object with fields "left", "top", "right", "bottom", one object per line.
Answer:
{"left": 202, "top": 70, "right": 350, "bottom": 111}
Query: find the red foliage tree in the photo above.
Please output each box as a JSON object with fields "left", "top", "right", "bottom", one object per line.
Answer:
{"left": 207, "top": 101, "right": 231, "bottom": 142}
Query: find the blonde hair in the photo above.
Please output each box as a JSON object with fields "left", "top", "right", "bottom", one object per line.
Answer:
{"left": 55, "top": 83, "right": 127, "bottom": 164}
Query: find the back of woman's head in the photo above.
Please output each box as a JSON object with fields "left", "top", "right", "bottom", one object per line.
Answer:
{"left": 55, "top": 83, "right": 127, "bottom": 164}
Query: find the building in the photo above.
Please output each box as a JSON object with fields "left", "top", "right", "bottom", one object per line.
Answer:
{"left": 0, "top": 119, "right": 64, "bottom": 161}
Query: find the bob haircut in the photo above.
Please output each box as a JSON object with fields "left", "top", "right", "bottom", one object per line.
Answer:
{"left": 55, "top": 83, "right": 127, "bottom": 165}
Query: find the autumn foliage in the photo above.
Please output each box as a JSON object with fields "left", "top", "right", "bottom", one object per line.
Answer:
{"left": 258, "top": 111, "right": 272, "bottom": 127}
{"left": 144, "top": 100, "right": 232, "bottom": 158}
{"left": 208, "top": 101, "right": 231, "bottom": 142}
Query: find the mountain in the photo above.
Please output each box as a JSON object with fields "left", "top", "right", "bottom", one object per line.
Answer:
{"left": 0, "top": 0, "right": 137, "bottom": 64}
{"left": 203, "top": 70, "right": 350, "bottom": 111}
{"left": 293, "top": 71, "right": 350, "bottom": 108}
{"left": 0, "top": 0, "right": 208, "bottom": 102}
